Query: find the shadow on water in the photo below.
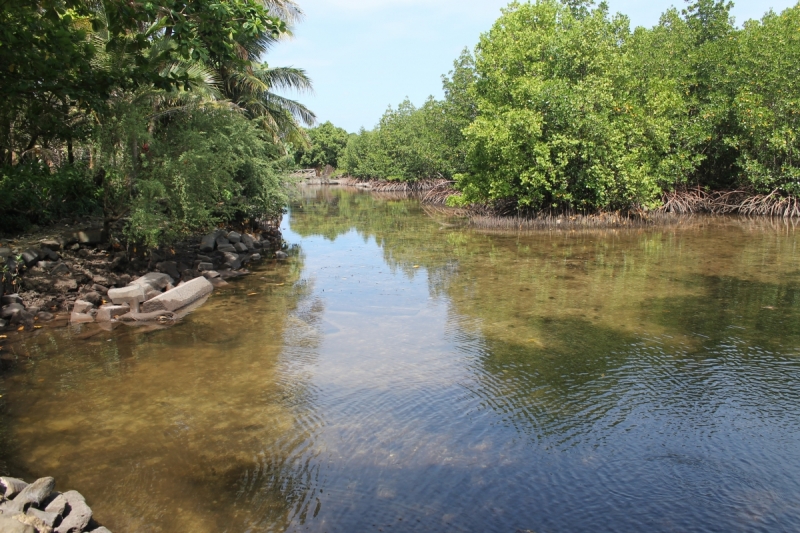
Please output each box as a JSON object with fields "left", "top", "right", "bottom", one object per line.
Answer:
{"left": 2, "top": 187, "right": 800, "bottom": 532}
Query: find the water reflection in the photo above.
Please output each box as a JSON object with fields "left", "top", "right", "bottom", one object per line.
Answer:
{"left": 1, "top": 187, "right": 799, "bottom": 532}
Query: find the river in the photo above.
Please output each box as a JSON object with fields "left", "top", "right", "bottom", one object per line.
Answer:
{"left": 2, "top": 187, "right": 800, "bottom": 532}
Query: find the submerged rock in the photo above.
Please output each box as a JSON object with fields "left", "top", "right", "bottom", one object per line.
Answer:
{"left": 142, "top": 277, "right": 213, "bottom": 313}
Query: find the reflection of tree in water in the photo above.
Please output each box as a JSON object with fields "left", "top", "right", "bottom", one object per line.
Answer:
{"left": 295, "top": 188, "right": 800, "bottom": 447}
{"left": 0, "top": 255, "right": 330, "bottom": 533}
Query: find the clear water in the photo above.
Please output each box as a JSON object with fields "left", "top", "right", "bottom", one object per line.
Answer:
{"left": 2, "top": 187, "right": 800, "bottom": 532}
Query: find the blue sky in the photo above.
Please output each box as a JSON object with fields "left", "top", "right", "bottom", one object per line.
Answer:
{"left": 268, "top": 0, "right": 798, "bottom": 133}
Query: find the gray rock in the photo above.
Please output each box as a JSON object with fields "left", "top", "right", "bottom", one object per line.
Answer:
{"left": 156, "top": 261, "right": 180, "bottom": 281}
{"left": 180, "top": 269, "right": 196, "bottom": 282}
{"left": 68, "top": 243, "right": 80, "bottom": 252}
{"left": 250, "top": 253, "right": 262, "bottom": 261}
{"left": 0, "top": 477, "right": 28, "bottom": 498}
{"left": 143, "top": 287, "right": 161, "bottom": 301}
{"left": 222, "top": 252, "right": 239, "bottom": 265}
{"left": 39, "top": 239, "right": 62, "bottom": 251}
{"left": 0, "top": 319, "right": 7, "bottom": 329}
{"left": 53, "top": 278, "right": 78, "bottom": 292}
{"left": 49, "top": 263, "right": 70, "bottom": 276}
{"left": 25, "top": 508, "right": 58, "bottom": 527}
{"left": 197, "top": 262, "right": 213, "bottom": 272}
{"left": 275, "top": 251, "right": 288, "bottom": 260}
{"left": 252, "top": 241, "right": 262, "bottom": 250}
{"left": 53, "top": 491, "right": 91, "bottom": 533}
{"left": 196, "top": 255, "right": 212, "bottom": 262}
{"left": 36, "top": 261, "right": 58, "bottom": 270}
{"left": 82, "top": 291, "right": 103, "bottom": 307}
{"left": 70, "top": 312, "right": 94, "bottom": 324}
{"left": 36, "top": 312, "right": 54, "bottom": 322}
{"left": 72, "top": 300, "right": 94, "bottom": 314}
{"left": 0, "top": 248, "right": 12, "bottom": 258}
{"left": 0, "top": 515, "right": 35, "bottom": 533}
{"left": 129, "top": 272, "right": 172, "bottom": 291}
{"left": 227, "top": 231, "right": 241, "bottom": 244}
{"left": 20, "top": 250, "right": 39, "bottom": 267}
{"left": 107, "top": 285, "right": 146, "bottom": 313}
{"left": 92, "top": 284, "right": 109, "bottom": 295}
{"left": 2, "top": 477, "right": 54, "bottom": 513}
{"left": 96, "top": 304, "right": 129, "bottom": 322}
{"left": 142, "top": 276, "right": 214, "bottom": 313}
{"left": 91, "top": 528, "right": 112, "bottom": 533}
{"left": 200, "top": 233, "right": 217, "bottom": 253}
{"left": 1, "top": 304, "right": 24, "bottom": 319}
{"left": 240, "top": 233, "right": 255, "bottom": 249}
{"left": 201, "top": 270, "right": 220, "bottom": 279}
{"left": 43, "top": 494, "right": 66, "bottom": 516}
{"left": 66, "top": 229, "right": 105, "bottom": 245}
{"left": 1, "top": 294, "right": 22, "bottom": 306}
{"left": 91, "top": 275, "right": 110, "bottom": 286}
{"left": 217, "top": 244, "right": 236, "bottom": 253}
{"left": 215, "top": 236, "right": 230, "bottom": 248}
{"left": 40, "top": 247, "right": 59, "bottom": 261}
{"left": 10, "top": 311, "right": 34, "bottom": 328}
{"left": 233, "top": 242, "right": 248, "bottom": 253}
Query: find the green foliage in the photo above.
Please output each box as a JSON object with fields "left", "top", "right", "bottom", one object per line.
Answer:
{"left": 295, "top": 121, "right": 350, "bottom": 169}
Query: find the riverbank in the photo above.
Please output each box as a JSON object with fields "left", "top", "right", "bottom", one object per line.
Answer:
{"left": 0, "top": 219, "right": 285, "bottom": 334}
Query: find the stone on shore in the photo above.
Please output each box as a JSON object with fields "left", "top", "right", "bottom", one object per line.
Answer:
{"left": 197, "top": 262, "right": 213, "bottom": 272}
{"left": 217, "top": 244, "right": 236, "bottom": 253}
{"left": 129, "top": 272, "right": 172, "bottom": 292}
{"left": 0, "top": 477, "right": 54, "bottom": 513}
{"left": 240, "top": 233, "right": 255, "bottom": 250}
{"left": 1, "top": 294, "right": 22, "bottom": 306}
{"left": 65, "top": 229, "right": 105, "bottom": 245}
{"left": 0, "top": 515, "right": 34, "bottom": 533}
{"left": 234, "top": 242, "right": 248, "bottom": 253}
{"left": 72, "top": 300, "right": 94, "bottom": 314}
{"left": 70, "top": 312, "right": 94, "bottom": 324}
{"left": 53, "top": 491, "right": 91, "bottom": 533}
{"left": 142, "top": 276, "right": 213, "bottom": 313}
{"left": 199, "top": 233, "right": 217, "bottom": 253}
{"left": 275, "top": 251, "right": 288, "bottom": 260}
{"left": 1, "top": 304, "right": 25, "bottom": 319}
{"left": 0, "top": 477, "right": 28, "bottom": 498}
{"left": 25, "top": 508, "right": 58, "bottom": 527}
{"left": 20, "top": 250, "right": 39, "bottom": 267}
{"left": 227, "top": 231, "right": 241, "bottom": 244}
{"left": 96, "top": 304, "right": 130, "bottom": 322}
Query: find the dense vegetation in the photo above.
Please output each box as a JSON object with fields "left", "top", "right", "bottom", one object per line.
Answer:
{"left": 333, "top": 0, "right": 800, "bottom": 213}
{"left": 0, "top": 0, "right": 314, "bottom": 243}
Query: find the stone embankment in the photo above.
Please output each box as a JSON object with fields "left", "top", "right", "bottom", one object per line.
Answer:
{"left": 0, "top": 475, "right": 110, "bottom": 533}
{"left": 0, "top": 226, "right": 287, "bottom": 332}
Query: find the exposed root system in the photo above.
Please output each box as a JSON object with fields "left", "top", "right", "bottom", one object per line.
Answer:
{"left": 660, "top": 188, "right": 800, "bottom": 217}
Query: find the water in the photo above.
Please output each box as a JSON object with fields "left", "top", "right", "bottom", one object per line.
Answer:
{"left": 3, "top": 187, "right": 800, "bottom": 532}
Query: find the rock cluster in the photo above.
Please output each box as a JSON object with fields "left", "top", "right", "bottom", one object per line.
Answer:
{"left": 0, "top": 476, "right": 111, "bottom": 533}
{"left": 0, "top": 226, "right": 284, "bottom": 332}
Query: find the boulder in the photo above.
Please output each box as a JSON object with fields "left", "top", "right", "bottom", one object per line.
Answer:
{"left": 72, "top": 300, "right": 94, "bottom": 314}
{"left": 227, "top": 231, "right": 241, "bottom": 244}
{"left": 92, "top": 284, "right": 109, "bottom": 295}
{"left": 49, "top": 263, "right": 70, "bottom": 276}
{"left": 0, "top": 477, "right": 28, "bottom": 498}
{"left": 53, "top": 491, "right": 91, "bottom": 533}
{"left": 107, "top": 285, "right": 145, "bottom": 313}
{"left": 65, "top": 229, "right": 105, "bottom": 245}
{"left": 250, "top": 253, "right": 262, "bottom": 261}
{"left": 10, "top": 311, "right": 34, "bottom": 328}
{"left": 275, "top": 251, "right": 288, "bottom": 260}
{"left": 1, "top": 294, "right": 22, "bottom": 306}
{"left": 20, "top": 250, "right": 39, "bottom": 267}
{"left": 97, "top": 304, "right": 129, "bottom": 322}
{"left": 36, "top": 312, "right": 54, "bottom": 321}
{"left": 199, "top": 233, "right": 217, "bottom": 253}
{"left": 0, "top": 515, "right": 35, "bottom": 533}
{"left": 240, "top": 233, "right": 255, "bottom": 249}
{"left": 0, "top": 319, "right": 6, "bottom": 329}
{"left": 0, "top": 248, "right": 12, "bottom": 258}
{"left": 1, "top": 303, "right": 24, "bottom": 319}
{"left": 129, "top": 272, "right": 172, "bottom": 291}
{"left": 234, "top": 242, "right": 248, "bottom": 253}
{"left": 40, "top": 247, "right": 59, "bottom": 261}
{"left": 156, "top": 261, "right": 180, "bottom": 281}
{"left": 197, "top": 262, "right": 213, "bottom": 272}
{"left": 142, "top": 276, "right": 213, "bottom": 313}
{"left": 70, "top": 312, "right": 94, "bottom": 324}
{"left": 1, "top": 477, "right": 54, "bottom": 513}
{"left": 222, "top": 252, "right": 239, "bottom": 265}
{"left": 215, "top": 236, "right": 230, "bottom": 248}
{"left": 43, "top": 494, "right": 67, "bottom": 516}
{"left": 217, "top": 244, "right": 236, "bottom": 253}
{"left": 39, "top": 239, "right": 62, "bottom": 251}
{"left": 25, "top": 508, "right": 58, "bottom": 527}
{"left": 82, "top": 291, "right": 103, "bottom": 307}
{"left": 202, "top": 270, "right": 220, "bottom": 279}
{"left": 53, "top": 278, "right": 78, "bottom": 292}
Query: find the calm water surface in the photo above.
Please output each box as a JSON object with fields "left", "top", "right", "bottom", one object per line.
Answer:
{"left": 2, "top": 187, "right": 800, "bottom": 532}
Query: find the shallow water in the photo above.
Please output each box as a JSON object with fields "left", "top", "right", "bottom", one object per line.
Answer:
{"left": 3, "top": 187, "right": 800, "bottom": 532}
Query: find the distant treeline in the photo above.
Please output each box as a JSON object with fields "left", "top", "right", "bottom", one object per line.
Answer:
{"left": 299, "top": 0, "right": 800, "bottom": 213}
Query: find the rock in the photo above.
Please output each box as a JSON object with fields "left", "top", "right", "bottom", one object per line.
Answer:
{"left": 0, "top": 319, "right": 6, "bottom": 329}
{"left": 72, "top": 300, "right": 94, "bottom": 314}
{"left": 65, "top": 229, "right": 105, "bottom": 245}
{"left": 10, "top": 311, "right": 34, "bottom": 328}
{"left": 180, "top": 269, "right": 196, "bottom": 282}
{"left": 70, "top": 312, "right": 94, "bottom": 324}
{"left": 39, "top": 239, "right": 62, "bottom": 251}
{"left": 275, "top": 251, "right": 288, "bottom": 260}
{"left": 96, "top": 304, "right": 129, "bottom": 322}
{"left": 0, "top": 477, "right": 28, "bottom": 498}
{"left": 252, "top": 241, "right": 262, "bottom": 250}
{"left": 53, "top": 491, "right": 91, "bottom": 533}
{"left": 250, "top": 253, "right": 262, "bottom": 261}
{"left": 1, "top": 294, "right": 22, "bottom": 306}
{"left": 156, "top": 261, "right": 180, "bottom": 281}
{"left": 53, "top": 278, "right": 78, "bottom": 292}
{"left": 142, "top": 276, "right": 214, "bottom": 313}
{"left": 202, "top": 270, "right": 220, "bottom": 279}
{"left": 1, "top": 477, "right": 54, "bottom": 513}
{"left": 91, "top": 275, "right": 110, "bottom": 286}
{"left": 215, "top": 236, "right": 230, "bottom": 248}
{"left": 82, "top": 292, "right": 103, "bottom": 307}
{"left": 40, "top": 247, "right": 59, "bottom": 261}
{"left": 36, "top": 312, "right": 54, "bottom": 321}
{"left": 91, "top": 528, "right": 112, "bottom": 533}
{"left": 0, "top": 515, "right": 35, "bottom": 533}
{"left": 0, "top": 248, "right": 12, "bottom": 258}
{"left": 43, "top": 494, "right": 66, "bottom": 516}
{"left": 129, "top": 272, "right": 172, "bottom": 292}
{"left": 196, "top": 255, "right": 212, "bottom": 262}
{"left": 199, "top": 233, "right": 217, "bottom": 253}
{"left": 240, "top": 233, "right": 255, "bottom": 249}
{"left": 49, "top": 263, "right": 70, "bottom": 276}
{"left": 91, "top": 284, "right": 109, "bottom": 295}
{"left": 143, "top": 287, "right": 161, "bottom": 301}
{"left": 1, "top": 304, "right": 24, "bottom": 319}
{"left": 197, "top": 262, "right": 213, "bottom": 272}
{"left": 68, "top": 243, "right": 80, "bottom": 252}
{"left": 233, "top": 242, "right": 248, "bottom": 253}
{"left": 25, "top": 508, "right": 58, "bottom": 527}
{"left": 217, "top": 244, "right": 236, "bottom": 253}
{"left": 209, "top": 278, "right": 229, "bottom": 288}
{"left": 222, "top": 252, "right": 239, "bottom": 265}
{"left": 20, "top": 250, "right": 39, "bottom": 267}
{"left": 107, "top": 285, "right": 146, "bottom": 313}
{"left": 227, "top": 231, "right": 241, "bottom": 244}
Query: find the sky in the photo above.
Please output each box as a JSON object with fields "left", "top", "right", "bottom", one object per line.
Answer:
{"left": 268, "top": 0, "right": 799, "bottom": 133}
